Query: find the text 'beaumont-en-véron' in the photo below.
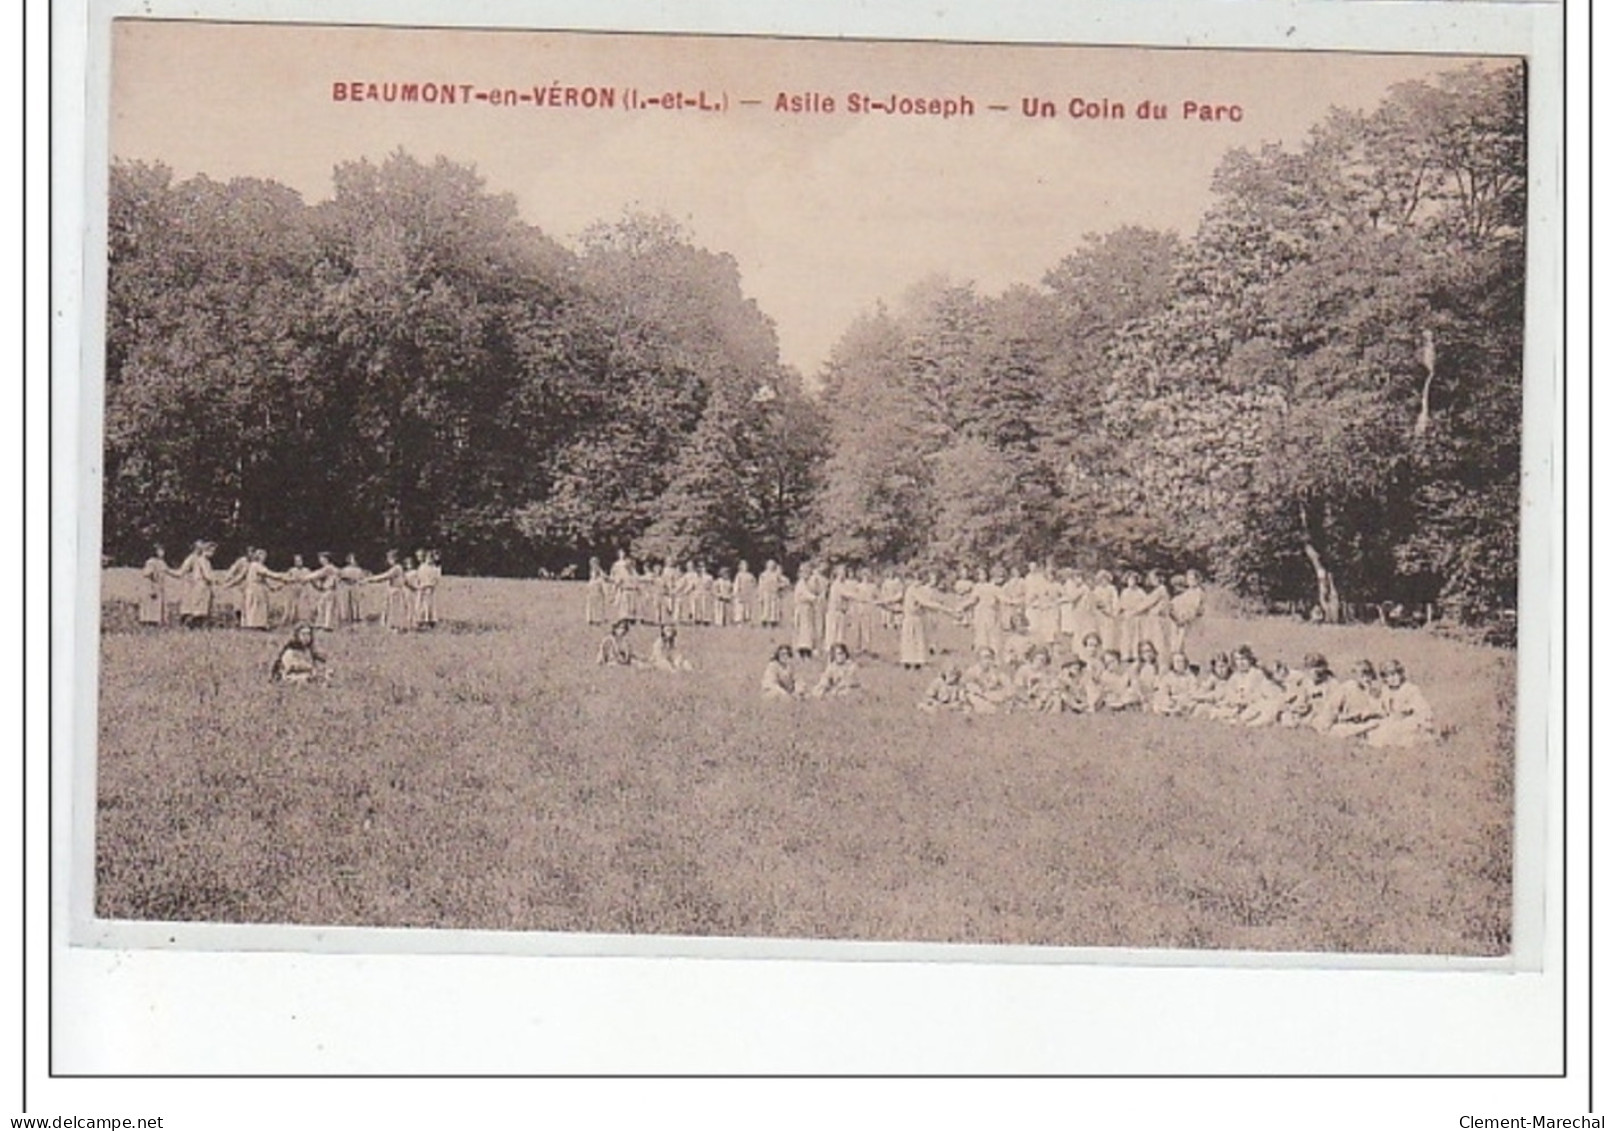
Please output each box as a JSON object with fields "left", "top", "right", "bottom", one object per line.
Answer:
{"left": 329, "top": 82, "right": 1244, "bottom": 123}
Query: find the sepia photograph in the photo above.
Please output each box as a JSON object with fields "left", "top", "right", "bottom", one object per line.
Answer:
{"left": 88, "top": 20, "right": 1529, "bottom": 959}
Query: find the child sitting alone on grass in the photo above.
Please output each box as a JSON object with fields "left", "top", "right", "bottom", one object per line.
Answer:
{"left": 650, "top": 624, "right": 695, "bottom": 672}
{"left": 811, "top": 642, "right": 861, "bottom": 699}
{"left": 762, "top": 645, "right": 800, "bottom": 700}
{"left": 597, "top": 618, "right": 639, "bottom": 666}
{"left": 270, "top": 623, "right": 327, "bottom": 685}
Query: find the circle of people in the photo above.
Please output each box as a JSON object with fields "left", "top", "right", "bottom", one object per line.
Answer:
{"left": 588, "top": 554, "right": 1436, "bottom": 749}
{"left": 134, "top": 541, "right": 446, "bottom": 684}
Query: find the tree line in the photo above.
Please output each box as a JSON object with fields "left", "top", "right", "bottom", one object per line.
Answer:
{"left": 103, "top": 62, "right": 1525, "bottom": 635}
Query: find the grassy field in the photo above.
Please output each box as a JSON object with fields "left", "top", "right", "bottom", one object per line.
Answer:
{"left": 94, "top": 570, "right": 1514, "bottom": 955}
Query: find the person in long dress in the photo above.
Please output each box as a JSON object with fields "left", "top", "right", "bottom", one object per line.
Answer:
{"left": 365, "top": 550, "right": 412, "bottom": 631}
{"left": 1089, "top": 569, "right": 1120, "bottom": 655}
{"left": 278, "top": 554, "right": 312, "bottom": 628}
{"left": 1056, "top": 569, "right": 1083, "bottom": 650}
{"left": 1139, "top": 569, "right": 1173, "bottom": 660}
{"left": 309, "top": 552, "right": 341, "bottom": 632}
{"left": 1365, "top": 660, "right": 1435, "bottom": 747}
{"left": 1169, "top": 570, "right": 1206, "bottom": 658}
{"left": 811, "top": 642, "right": 861, "bottom": 699}
{"left": 757, "top": 561, "right": 785, "bottom": 627}
{"left": 808, "top": 563, "right": 831, "bottom": 647}
{"left": 1024, "top": 562, "right": 1061, "bottom": 646}
{"left": 177, "top": 541, "right": 220, "bottom": 628}
{"left": 696, "top": 564, "right": 717, "bottom": 626}
{"left": 231, "top": 548, "right": 282, "bottom": 631}
{"left": 677, "top": 562, "right": 700, "bottom": 625}
{"left": 822, "top": 565, "right": 851, "bottom": 652}
{"left": 897, "top": 571, "right": 953, "bottom": 671}
{"left": 878, "top": 570, "right": 905, "bottom": 631}
{"left": 270, "top": 623, "right": 327, "bottom": 684}
{"left": 138, "top": 544, "right": 175, "bottom": 626}
{"left": 660, "top": 561, "right": 681, "bottom": 626}
{"left": 713, "top": 567, "right": 734, "bottom": 628}
{"left": 172, "top": 542, "right": 202, "bottom": 626}
{"left": 999, "top": 565, "right": 1026, "bottom": 635}
{"left": 608, "top": 552, "right": 636, "bottom": 623}
{"left": 338, "top": 553, "right": 368, "bottom": 627}
{"left": 791, "top": 566, "right": 822, "bottom": 658}
{"left": 214, "top": 546, "right": 251, "bottom": 626}
{"left": 849, "top": 567, "right": 879, "bottom": 656}
{"left": 957, "top": 566, "right": 1006, "bottom": 660}
{"left": 1115, "top": 571, "right": 1149, "bottom": 661}
{"left": 761, "top": 644, "right": 800, "bottom": 699}
{"left": 401, "top": 556, "right": 424, "bottom": 631}
{"left": 585, "top": 557, "right": 608, "bottom": 625}
{"left": 415, "top": 550, "right": 441, "bottom": 629}
{"left": 732, "top": 560, "right": 757, "bottom": 626}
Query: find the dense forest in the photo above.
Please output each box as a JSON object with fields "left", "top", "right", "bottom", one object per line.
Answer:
{"left": 103, "top": 63, "right": 1525, "bottom": 633}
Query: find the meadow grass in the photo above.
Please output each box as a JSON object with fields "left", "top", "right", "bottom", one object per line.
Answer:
{"left": 94, "top": 571, "right": 1514, "bottom": 954}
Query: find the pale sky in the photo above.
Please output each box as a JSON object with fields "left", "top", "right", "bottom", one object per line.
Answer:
{"left": 110, "top": 21, "right": 1505, "bottom": 374}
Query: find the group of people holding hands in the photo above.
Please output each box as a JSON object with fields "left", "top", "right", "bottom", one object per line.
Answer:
{"left": 589, "top": 555, "right": 1211, "bottom": 668}
{"left": 137, "top": 541, "right": 443, "bottom": 633}
{"left": 590, "top": 552, "right": 1436, "bottom": 748}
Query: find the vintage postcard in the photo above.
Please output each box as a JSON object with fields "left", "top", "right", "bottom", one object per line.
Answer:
{"left": 74, "top": 12, "right": 1554, "bottom": 978}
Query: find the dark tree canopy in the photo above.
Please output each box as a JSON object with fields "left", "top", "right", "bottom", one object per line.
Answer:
{"left": 105, "top": 63, "right": 1524, "bottom": 636}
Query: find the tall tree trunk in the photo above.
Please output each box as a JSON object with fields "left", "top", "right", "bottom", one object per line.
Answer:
{"left": 1299, "top": 501, "right": 1342, "bottom": 623}
{"left": 1413, "top": 328, "right": 1436, "bottom": 438}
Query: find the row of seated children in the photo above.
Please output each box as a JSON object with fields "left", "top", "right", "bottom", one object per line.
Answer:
{"left": 918, "top": 640, "right": 1434, "bottom": 748}
{"left": 596, "top": 619, "right": 695, "bottom": 672}
{"left": 762, "top": 643, "right": 863, "bottom": 700}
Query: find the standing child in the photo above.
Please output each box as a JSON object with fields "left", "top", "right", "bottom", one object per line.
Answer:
{"left": 733, "top": 560, "right": 757, "bottom": 626}
{"left": 415, "top": 550, "right": 441, "bottom": 629}
{"left": 713, "top": 567, "right": 734, "bottom": 628}
{"left": 585, "top": 557, "right": 608, "bottom": 625}
{"left": 309, "top": 552, "right": 341, "bottom": 632}
{"left": 1089, "top": 570, "right": 1119, "bottom": 655}
{"left": 1115, "top": 571, "right": 1148, "bottom": 662}
{"left": 138, "top": 544, "right": 175, "bottom": 627}
{"left": 1139, "top": 569, "right": 1173, "bottom": 660}
{"left": 365, "top": 550, "right": 412, "bottom": 631}
{"left": 279, "top": 554, "right": 312, "bottom": 627}
{"left": 1169, "top": 570, "right": 1206, "bottom": 658}
{"left": 338, "top": 553, "right": 368, "bottom": 627}
{"left": 792, "top": 566, "right": 822, "bottom": 658}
